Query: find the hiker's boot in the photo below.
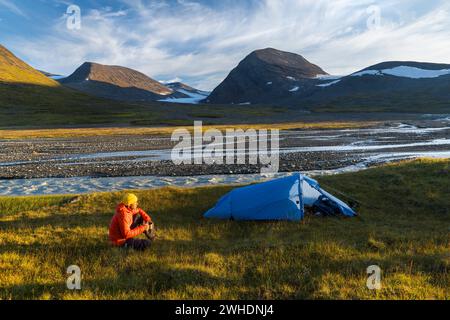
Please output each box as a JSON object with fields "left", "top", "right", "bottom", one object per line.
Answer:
{"left": 144, "top": 225, "right": 157, "bottom": 241}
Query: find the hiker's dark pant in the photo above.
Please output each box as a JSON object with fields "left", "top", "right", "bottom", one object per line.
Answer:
{"left": 124, "top": 214, "right": 151, "bottom": 251}
{"left": 124, "top": 238, "right": 150, "bottom": 251}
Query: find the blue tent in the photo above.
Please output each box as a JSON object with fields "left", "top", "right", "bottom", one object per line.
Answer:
{"left": 204, "top": 173, "right": 356, "bottom": 221}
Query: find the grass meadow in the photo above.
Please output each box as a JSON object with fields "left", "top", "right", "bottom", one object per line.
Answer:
{"left": 0, "top": 159, "right": 448, "bottom": 300}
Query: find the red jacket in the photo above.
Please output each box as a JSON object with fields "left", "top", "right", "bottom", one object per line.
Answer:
{"left": 109, "top": 203, "right": 152, "bottom": 246}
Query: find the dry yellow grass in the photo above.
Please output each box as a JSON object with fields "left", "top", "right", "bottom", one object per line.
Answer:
{"left": 0, "top": 121, "right": 378, "bottom": 139}
{"left": 0, "top": 45, "right": 59, "bottom": 87}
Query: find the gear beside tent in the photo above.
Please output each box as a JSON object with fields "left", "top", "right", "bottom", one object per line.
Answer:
{"left": 204, "top": 173, "right": 356, "bottom": 221}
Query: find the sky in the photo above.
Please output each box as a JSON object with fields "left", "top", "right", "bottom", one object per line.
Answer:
{"left": 1, "top": 0, "right": 450, "bottom": 90}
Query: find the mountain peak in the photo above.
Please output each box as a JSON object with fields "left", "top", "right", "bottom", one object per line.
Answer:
{"left": 60, "top": 61, "right": 174, "bottom": 100}
{"left": 250, "top": 47, "right": 285, "bottom": 57}
{"left": 165, "top": 81, "right": 197, "bottom": 92}
{"left": 250, "top": 47, "right": 304, "bottom": 59}
{"left": 206, "top": 48, "right": 327, "bottom": 104}
{"left": 245, "top": 48, "right": 328, "bottom": 77}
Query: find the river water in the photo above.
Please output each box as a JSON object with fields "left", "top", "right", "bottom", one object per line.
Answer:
{"left": 0, "top": 117, "right": 449, "bottom": 196}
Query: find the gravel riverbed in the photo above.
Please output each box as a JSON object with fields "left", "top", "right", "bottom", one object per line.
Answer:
{"left": 1, "top": 119, "right": 449, "bottom": 179}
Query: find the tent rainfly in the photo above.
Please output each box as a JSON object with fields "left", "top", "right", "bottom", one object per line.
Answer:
{"left": 204, "top": 173, "right": 356, "bottom": 221}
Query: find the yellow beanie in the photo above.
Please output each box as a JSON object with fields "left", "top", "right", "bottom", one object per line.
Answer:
{"left": 122, "top": 193, "right": 138, "bottom": 206}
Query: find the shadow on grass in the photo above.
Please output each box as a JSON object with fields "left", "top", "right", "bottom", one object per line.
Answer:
{"left": 0, "top": 263, "right": 232, "bottom": 300}
{"left": 0, "top": 210, "right": 112, "bottom": 229}
{"left": 1, "top": 235, "right": 448, "bottom": 300}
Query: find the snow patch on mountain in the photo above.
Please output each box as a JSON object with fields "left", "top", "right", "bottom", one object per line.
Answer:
{"left": 352, "top": 70, "right": 383, "bottom": 77}
{"left": 159, "top": 88, "right": 209, "bottom": 104}
{"left": 317, "top": 79, "right": 341, "bottom": 87}
{"left": 352, "top": 66, "right": 450, "bottom": 79}
{"left": 50, "top": 75, "right": 66, "bottom": 80}
{"left": 289, "top": 86, "right": 300, "bottom": 92}
{"left": 315, "top": 74, "right": 342, "bottom": 80}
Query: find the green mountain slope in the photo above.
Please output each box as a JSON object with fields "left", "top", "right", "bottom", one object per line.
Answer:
{"left": 0, "top": 45, "right": 59, "bottom": 86}
{"left": 0, "top": 45, "right": 148, "bottom": 127}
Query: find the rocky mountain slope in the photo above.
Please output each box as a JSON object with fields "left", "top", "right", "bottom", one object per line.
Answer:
{"left": 206, "top": 48, "right": 450, "bottom": 113}
{"left": 60, "top": 62, "right": 182, "bottom": 102}
{"left": 206, "top": 48, "right": 328, "bottom": 104}
{"left": 297, "top": 61, "right": 450, "bottom": 112}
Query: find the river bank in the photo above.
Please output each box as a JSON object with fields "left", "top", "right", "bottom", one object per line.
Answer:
{"left": 0, "top": 117, "right": 449, "bottom": 195}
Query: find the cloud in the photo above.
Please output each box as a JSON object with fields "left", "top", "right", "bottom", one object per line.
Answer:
{"left": 0, "top": 0, "right": 27, "bottom": 17}
{"left": 6, "top": 0, "right": 450, "bottom": 90}
{"left": 159, "top": 77, "right": 183, "bottom": 84}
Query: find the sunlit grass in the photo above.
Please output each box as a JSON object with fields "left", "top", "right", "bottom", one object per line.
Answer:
{"left": 0, "top": 45, "right": 59, "bottom": 87}
{"left": 0, "top": 159, "right": 448, "bottom": 300}
{"left": 0, "top": 121, "right": 377, "bottom": 139}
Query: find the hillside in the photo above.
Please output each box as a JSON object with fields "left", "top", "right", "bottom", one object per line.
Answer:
{"left": 0, "top": 45, "right": 59, "bottom": 87}
{"left": 0, "top": 45, "right": 126, "bottom": 127}
{"left": 206, "top": 48, "right": 328, "bottom": 104}
{"left": 301, "top": 61, "right": 450, "bottom": 113}
{"left": 206, "top": 48, "right": 450, "bottom": 113}
{"left": 60, "top": 62, "right": 181, "bottom": 102}
{"left": 0, "top": 45, "right": 299, "bottom": 127}
{"left": 0, "top": 45, "right": 171, "bottom": 127}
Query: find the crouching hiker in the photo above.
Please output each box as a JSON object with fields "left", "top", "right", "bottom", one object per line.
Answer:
{"left": 109, "top": 193, "right": 156, "bottom": 251}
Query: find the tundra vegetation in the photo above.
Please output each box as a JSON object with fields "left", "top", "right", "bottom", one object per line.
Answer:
{"left": 0, "top": 159, "right": 448, "bottom": 299}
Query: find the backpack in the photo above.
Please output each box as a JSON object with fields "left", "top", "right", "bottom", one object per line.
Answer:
{"left": 312, "top": 195, "right": 344, "bottom": 217}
